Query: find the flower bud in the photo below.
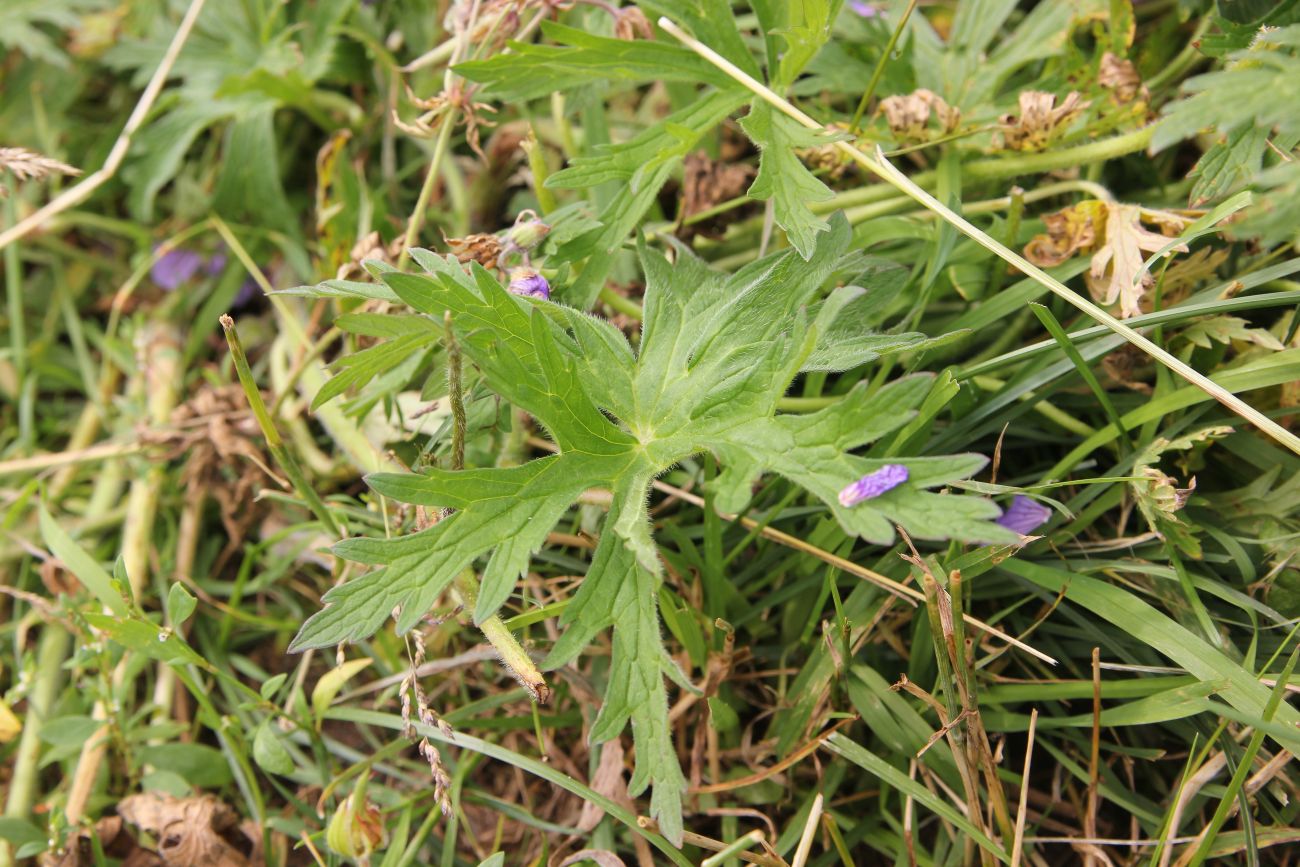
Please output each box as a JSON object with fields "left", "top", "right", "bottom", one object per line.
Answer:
{"left": 508, "top": 267, "right": 550, "bottom": 300}
{"left": 326, "top": 771, "right": 385, "bottom": 863}
{"left": 506, "top": 210, "right": 551, "bottom": 252}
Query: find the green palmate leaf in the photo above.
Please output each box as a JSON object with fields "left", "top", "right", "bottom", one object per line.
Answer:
{"left": 455, "top": 21, "right": 736, "bottom": 101}
{"left": 1154, "top": 24, "right": 1300, "bottom": 152}
{"left": 739, "top": 103, "right": 841, "bottom": 259}
{"left": 312, "top": 325, "right": 439, "bottom": 410}
{"left": 292, "top": 213, "right": 1011, "bottom": 842}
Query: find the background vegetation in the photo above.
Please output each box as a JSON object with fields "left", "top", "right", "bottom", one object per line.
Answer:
{"left": 2, "top": 1, "right": 1299, "bottom": 865}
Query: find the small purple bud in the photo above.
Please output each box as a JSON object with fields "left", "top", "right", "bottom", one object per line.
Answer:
{"left": 838, "top": 464, "right": 909, "bottom": 507}
{"left": 850, "top": 1, "right": 881, "bottom": 18}
{"left": 206, "top": 252, "right": 228, "bottom": 275}
{"left": 508, "top": 266, "right": 550, "bottom": 300}
{"left": 995, "top": 495, "right": 1052, "bottom": 535}
{"left": 151, "top": 247, "right": 204, "bottom": 291}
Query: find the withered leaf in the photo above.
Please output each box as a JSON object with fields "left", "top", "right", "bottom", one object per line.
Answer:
{"left": 118, "top": 793, "right": 253, "bottom": 867}
{"left": 1098, "top": 52, "right": 1148, "bottom": 104}
{"left": 1086, "top": 203, "right": 1189, "bottom": 319}
{"left": 998, "top": 91, "right": 1089, "bottom": 151}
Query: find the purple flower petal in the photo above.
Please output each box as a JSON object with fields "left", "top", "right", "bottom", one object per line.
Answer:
{"left": 151, "top": 247, "right": 205, "bottom": 291}
{"left": 995, "top": 495, "right": 1052, "bottom": 535}
{"left": 206, "top": 252, "right": 228, "bottom": 275}
{"left": 233, "top": 277, "right": 259, "bottom": 309}
{"left": 850, "top": 1, "right": 881, "bottom": 18}
{"left": 838, "top": 464, "right": 909, "bottom": 507}
{"left": 508, "top": 267, "right": 550, "bottom": 300}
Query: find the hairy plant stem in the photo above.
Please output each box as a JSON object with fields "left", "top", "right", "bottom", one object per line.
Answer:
{"left": 442, "top": 313, "right": 548, "bottom": 702}
{"left": 659, "top": 16, "right": 1300, "bottom": 456}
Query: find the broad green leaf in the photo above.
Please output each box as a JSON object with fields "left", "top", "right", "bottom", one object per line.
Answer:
{"left": 455, "top": 22, "right": 737, "bottom": 101}
{"left": 167, "top": 582, "right": 197, "bottom": 626}
{"left": 739, "top": 104, "right": 840, "bottom": 259}
{"left": 295, "top": 214, "right": 1010, "bottom": 841}
{"left": 1188, "top": 125, "right": 1269, "bottom": 206}
{"left": 771, "top": 0, "right": 841, "bottom": 90}
{"left": 1154, "top": 25, "right": 1300, "bottom": 152}
{"left": 313, "top": 329, "right": 438, "bottom": 410}
{"left": 253, "top": 721, "right": 295, "bottom": 775}
{"left": 0, "top": 818, "right": 47, "bottom": 855}
{"left": 547, "top": 91, "right": 747, "bottom": 191}
{"left": 311, "top": 659, "right": 373, "bottom": 719}
{"left": 137, "top": 743, "right": 234, "bottom": 788}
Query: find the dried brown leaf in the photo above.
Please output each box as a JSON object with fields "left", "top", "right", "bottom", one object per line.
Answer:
{"left": 997, "top": 91, "right": 1089, "bottom": 151}
{"left": 118, "top": 794, "right": 253, "bottom": 867}
{"left": 577, "top": 739, "right": 628, "bottom": 833}
{"left": 1086, "top": 203, "right": 1189, "bottom": 318}
{"left": 613, "top": 7, "right": 653, "bottom": 40}
{"left": 878, "top": 89, "right": 959, "bottom": 143}
{"left": 682, "top": 151, "right": 755, "bottom": 230}
{"left": 1098, "top": 52, "right": 1148, "bottom": 104}
{"left": 444, "top": 232, "right": 503, "bottom": 271}
{"left": 557, "top": 851, "right": 628, "bottom": 867}
{"left": 1023, "top": 200, "right": 1106, "bottom": 267}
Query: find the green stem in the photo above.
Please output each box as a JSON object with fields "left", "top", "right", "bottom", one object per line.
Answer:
{"left": 445, "top": 312, "right": 466, "bottom": 473}
{"left": 220, "top": 315, "right": 342, "bottom": 538}
{"left": 4, "top": 198, "right": 29, "bottom": 447}
{"left": 443, "top": 313, "right": 548, "bottom": 703}
{"left": 849, "top": 0, "right": 919, "bottom": 133}
{"left": 599, "top": 284, "right": 645, "bottom": 320}
{"left": 452, "top": 571, "right": 551, "bottom": 704}
{"left": 398, "top": 116, "right": 457, "bottom": 269}
{"left": 0, "top": 626, "right": 71, "bottom": 867}
{"left": 523, "top": 126, "right": 559, "bottom": 214}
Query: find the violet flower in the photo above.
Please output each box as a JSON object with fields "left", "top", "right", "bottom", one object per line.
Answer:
{"left": 995, "top": 495, "right": 1052, "bottom": 535}
{"left": 850, "top": 1, "right": 881, "bottom": 18}
{"left": 151, "top": 247, "right": 205, "bottom": 290}
{"left": 233, "top": 278, "right": 259, "bottom": 308}
{"left": 838, "top": 464, "right": 908, "bottom": 507}
{"left": 508, "top": 266, "right": 550, "bottom": 300}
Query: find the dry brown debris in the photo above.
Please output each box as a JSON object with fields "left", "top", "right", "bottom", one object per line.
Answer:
{"left": 679, "top": 151, "right": 756, "bottom": 239}
{"left": 0, "top": 147, "right": 81, "bottom": 197}
{"left": 444, "top": 232, "right": 504, "bottom": 271}
{"left": 155, "top": 384, "right": 274, "bottom": 557}
{"left": 336, "top": 231, "right": 406, "bottom": 280}
{"left": 117, "top": 794, "right": 259, "bottom": 867}
{"left": 613, "top": 6, "right": 653, "bottom": 40}
{"left": 877, "top": 89, "right": 960, "bottom": 143}
{"left": 1098, "top": 52, "right": 1148, "bottom": 104}
{"left": 1024, "top": 200, "right": 1192, "bottom": 318}
{"left": 997, "top": 91, "right": 1089, "bottom": 151}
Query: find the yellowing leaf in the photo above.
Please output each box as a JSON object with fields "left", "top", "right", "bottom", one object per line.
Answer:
{"left": 1087, "top": 203, "right": 1190, "bottom": 318}
{"left": 0, "top": 699, "right": 21, "bottom": 743}
{"left": 312, "top": 659, "right": 373, "bottom": 720}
